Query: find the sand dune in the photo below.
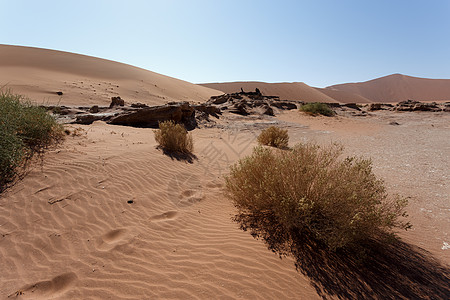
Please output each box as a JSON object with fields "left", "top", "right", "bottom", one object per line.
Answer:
{"left": 327, "top": 73, "right": 450, "bottom": 103}
{"left": 203, "top": 74, "right": 450, "bottom": 104}
{"left": 200, "top": 81, "right": 339, "bottom": 103}
{"left": 0, "top": 45, "right": 221, "bottom": 106}
{"left": 315, "top": 87, "right": 373, "bottom": 104}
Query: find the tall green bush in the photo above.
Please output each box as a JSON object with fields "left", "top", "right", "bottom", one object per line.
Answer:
{"left": 0, "top": 90, "right": 63, "bottom": 191}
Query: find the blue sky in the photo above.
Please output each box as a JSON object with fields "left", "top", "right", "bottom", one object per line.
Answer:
{"left": 1, "top": 0, "right": 449, "bottom": 87}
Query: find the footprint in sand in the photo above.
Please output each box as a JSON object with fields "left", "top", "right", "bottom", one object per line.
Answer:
{"left": 96, "top": 228, "right": 129, "bottom": 251}
{"left": 9, "top": 272, "right": 77, "bottom": 299}
{"left": 149, "top": 211, "right": 178, "bottom": 222}
{"left": 177, "top": 189, "right": 204, "bottom": 207}
{"left": 167, "top": 173, "right": 204, "bottom": 207}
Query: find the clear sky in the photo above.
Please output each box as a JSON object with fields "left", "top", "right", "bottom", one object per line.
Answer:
{"left": 1, "top": 0, "right": 449, "bottom": 87}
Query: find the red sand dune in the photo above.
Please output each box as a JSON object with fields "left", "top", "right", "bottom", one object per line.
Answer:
{"left": 327, "top": 73, "right": 450, "bottom": 103}
{"left": 0, "top": 44, "right": 221, "bottom": 106}
{"left": 315, "top": 87, "right": 373, "bottom": 104}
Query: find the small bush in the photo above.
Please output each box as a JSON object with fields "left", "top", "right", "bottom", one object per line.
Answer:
{"left": 154, "top": 120, "right": 193, "bottom": 153}
{"left": 225, "top": 143, "right": 410, "bottom": 251}
{"left": 0, "top": 90, "right": 64, "bottom": 191}
{"left": 300, "top": 102, "right": 335, "bottom": 116}
{"left": 257, "top": 126, "right": 289, "bottom": 149}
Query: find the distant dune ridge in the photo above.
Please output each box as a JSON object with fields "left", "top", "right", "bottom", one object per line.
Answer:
{"left": 201, "top": 74, "right": 450, "bottom": 104}
{"left": 1, "top": 45, "right": 450, "bottom": 105}
{"left": 0, "top": 44, "right": 221, "bottom": 106}
{"left": 326, "top": 74, "right": 450, "bottom": 103}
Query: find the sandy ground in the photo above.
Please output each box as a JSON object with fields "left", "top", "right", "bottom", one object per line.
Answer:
{"left": 0, "top": 109, "right": 449, "bottom": 299}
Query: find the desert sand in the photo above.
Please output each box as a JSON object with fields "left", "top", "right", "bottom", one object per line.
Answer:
{"left": 0, "top": 45, "right": 221, "bottom": 107}
{"left": 1, "top": 46, "right": 449, "bottom": 299}
{"left": 315, "top": 87, "right": 373, "bottom": 104}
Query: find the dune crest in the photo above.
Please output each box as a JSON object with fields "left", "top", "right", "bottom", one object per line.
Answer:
{"left": 327, "top": 73, "right": 450, "bottom": 103}
{"left": 0, "top": 44, "right": 221, "bottom": 106}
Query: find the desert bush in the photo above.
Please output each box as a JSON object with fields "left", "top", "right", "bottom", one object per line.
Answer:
{"left": 225, "top": 143, "right": 410, "bottom": 251}
{"left": 300, "top": 102, "right": 335, "bottom": 116}
{"left": 154, "top": 120, "right": 193, "bottom": 153}
{"left": 0, "top": 90, "right": 63, "bottom": 191}
{"left": 257, "top": 126, "right": 289, "bottom": 149}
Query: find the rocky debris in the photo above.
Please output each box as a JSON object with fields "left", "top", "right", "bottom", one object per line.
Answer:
{"left": 108, "top": 102, "right": 197, "bottom": 130}
{"left": 271, "top": 101, "right": 297, "bottom": 110}
{"left": 130, "top": 103, "right": 149, "bottom": 108}
{"left": 206, "top": 90, "right": 300, "bottom": 116}
{"left": 75, "top": 113, "right": 116, "bottom": 125}
{"left": 55, "top": 100, "right": 220, "bottom": 129}
{"left": 109, "top": 96, "right": 125, "bottom": 108}
{"left": 445, "top": 102, "right": 450, "bottom": 112}
{"left": 43, "top": 105, "right": 87, "bottom": 116}
{"left": 368, "top": 101, "right": 448, "bottom": 112}
{"left": 395, "top": 100, "right": 443, "bottom": 112}
{"left": 263, "top": 105, "right": 274, "bottom": 116}
{"left": 56, "top": 91, "right": 63, "bottom": 96}
{"left": 193, "top": 104, "right": 221, "bottom": 117}
{"left": 368, "top": 103, "right": 391, "bottom": 111}
{"left": 342, "top": 103, "right": 361, "bottom": 111}
{"left": 389, "top": 121, "right": 400, "bottom": 126}
{"left": 89, "top": 105, "right": 99, "bottom": 113}
{"left": 49, "top": 93, "right": 450, "bottom": 130}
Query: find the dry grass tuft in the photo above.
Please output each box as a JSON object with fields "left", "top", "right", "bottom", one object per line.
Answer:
{"left": 300, "top": 102, "right": 335, "bottom": 116}
{"left": 257, "top": 126, "right": 289, "bottom": 149}
{"left": 154, "top": 120, "right": 193, "bottom": 153}
{"left": 225, "top": 142, "right": 411, "bottom": 251}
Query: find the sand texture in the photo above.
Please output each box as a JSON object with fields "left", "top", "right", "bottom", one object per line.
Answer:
{"left": 1, "top": 110, "right": 449, "bottom": 299}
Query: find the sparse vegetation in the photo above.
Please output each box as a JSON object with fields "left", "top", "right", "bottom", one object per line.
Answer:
{"left": 299, "top": 102, "right": 335, "bottom": 116}
{"left": 154, "top": 120, "right": 193, "bottom": 153}
{"left": 225, "top": 143, "right": 411, "bottom": 251}
{"left": 257, "top": 126, "right": 289, "bottom": 149}
{"left": 0, "top": 90, "right": 64, "bottom": 191}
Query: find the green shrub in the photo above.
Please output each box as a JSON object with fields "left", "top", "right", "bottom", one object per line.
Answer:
{"left": 299, "top": 102, "right": 335, "bottom": 116}
{"left": 0, "top": 90, "right": 63, "bottom": 191}
{"left": 225, "top": 143, "right": 410, "bottom": 251}
{"left": 257, "top": 126, "right": 289, "bottom": 149}
{"left": 154, "top": 120, "right": 193, "bottom": 153}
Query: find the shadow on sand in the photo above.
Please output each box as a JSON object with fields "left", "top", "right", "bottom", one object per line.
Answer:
{"left": 158, "top": 147, "right": 197, "bottom": 164}
{"left": 235, "top": 212, "right": 450, "bottom": 299}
